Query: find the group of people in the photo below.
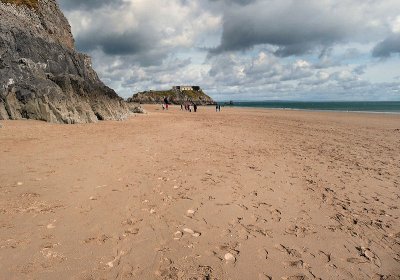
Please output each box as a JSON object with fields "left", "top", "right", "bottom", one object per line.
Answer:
{"left": 162, "top": 97, "right": 169, "bottom": 110}
{"left": 161, "top": 98, "right": 222, "bottom": 113}
{"left": 181, "top": 103, "right": 197, "bottom": 112}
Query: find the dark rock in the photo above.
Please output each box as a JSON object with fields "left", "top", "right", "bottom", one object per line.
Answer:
{"left": 0, "top": 0, "right": 137, "bottom": 123}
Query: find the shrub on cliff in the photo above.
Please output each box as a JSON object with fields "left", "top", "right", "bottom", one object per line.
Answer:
{"left": 0, "top": 0, "right": 38, "bottom": 9}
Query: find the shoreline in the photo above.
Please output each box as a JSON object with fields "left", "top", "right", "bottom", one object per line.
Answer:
{"left": 142, "top": 103, "right": 400, "bottom": 119}
{"left": 229, "top": 105, "right": 400, "bottom": 115}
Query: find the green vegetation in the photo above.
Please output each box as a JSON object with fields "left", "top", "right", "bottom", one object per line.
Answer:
{"left": 142, "top": 90, "right": 207, "bottom": 99}
{"left": 147, "top": 91, "right": 176, "bottom": 97}
{"left": 183, "top": 90, "right": 205, "bottom": 99}
{"left": 0, "top": 0, "right": 39, "bottom": 9}
{"left": 153, "top": 90, "right": 207, "bottom": 99}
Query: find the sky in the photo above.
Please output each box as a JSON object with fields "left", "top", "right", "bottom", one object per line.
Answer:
{"left": 58, "top": 0, "right": 400, "bottom": 101}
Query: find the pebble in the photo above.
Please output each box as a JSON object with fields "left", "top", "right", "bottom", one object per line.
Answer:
{"left": 174, "top": 231, "right": 183, "bottom": 240}
{"left": 183, "top": 228, "right": 195, "bottom": 234}
{"left": 173, "top": 185, "right": 179, "bottom": 189}
{"left": 192, "top": 232, "right": 201, "bottom": 237}
{"left": 150, "top": 209, "right": 156, "bottom": 214}
{"left": 224, "top": 253, "right": 236, "bottom": 262}
{"left": 17, "top": 182, "right": 23, "bottom": 186}
{"left": 47, "top": 224, "right": 55, "bottom": 229}
{"left": 89, "top": 196, "right": 96, "bottom": 200}
{"left": 187, "top": 209, "right": 195, "bottom": 215}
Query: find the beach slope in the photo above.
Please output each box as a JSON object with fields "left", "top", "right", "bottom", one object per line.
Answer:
{"left": 0, "top": 106, "right": 399, "bottom": 279}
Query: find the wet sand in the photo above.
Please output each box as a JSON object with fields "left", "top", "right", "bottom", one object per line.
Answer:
{"left": 0, "top": 105, "right": 399, "bottom": 279}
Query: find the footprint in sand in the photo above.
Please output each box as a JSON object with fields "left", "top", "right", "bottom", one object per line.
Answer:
{"left": 84, "top": 234, "right": 110, "bottom": 244}
{"left": 257, "top": 248, "right": 269, "bottom": 260}
{"left": 275, "top": 244, "right": 302, "bottom": 258}
{"left": 283, "top": 260, "right": 309, "bottom": 269}
{"left": 356, "top": 246, "right": 381, "bottom": 267}
{"left": 282, "top": 274, "right": 309, "bottom": 280}
{"left": 258, "top": 274, "right": 272, "bottom": 280}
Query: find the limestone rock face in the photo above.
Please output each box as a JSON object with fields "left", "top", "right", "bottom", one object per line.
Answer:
{"left": 0, "top": 0, "right": 132, "bottom": 123}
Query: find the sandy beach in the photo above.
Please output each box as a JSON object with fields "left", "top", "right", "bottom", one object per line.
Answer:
{"left": 0, "top": 105, "right": 399, "bottom": 280}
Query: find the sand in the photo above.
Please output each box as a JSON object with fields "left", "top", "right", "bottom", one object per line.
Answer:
{"left": 0, "top": 105, "right": 399, "bottom": 280}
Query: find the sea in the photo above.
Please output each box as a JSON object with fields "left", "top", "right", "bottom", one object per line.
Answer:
{"left": 227, "top": 101, "right": 400, "bottom": 114}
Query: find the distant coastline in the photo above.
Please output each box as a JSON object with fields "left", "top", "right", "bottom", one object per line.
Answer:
{"left": 222, "top": 101, "right": 400, "bottom": 114}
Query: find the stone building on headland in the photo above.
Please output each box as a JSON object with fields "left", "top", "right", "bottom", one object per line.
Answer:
{"left": 172, "top": 86, "right": 201, "bottom": 92}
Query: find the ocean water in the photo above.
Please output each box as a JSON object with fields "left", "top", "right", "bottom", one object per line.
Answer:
{"left": 228, "top": 101, "right": 400, "bottom": 113}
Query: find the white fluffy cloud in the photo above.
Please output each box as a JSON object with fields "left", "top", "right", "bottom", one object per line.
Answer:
{"left": 59, "top": 0, "right": 400, "bottom": 100}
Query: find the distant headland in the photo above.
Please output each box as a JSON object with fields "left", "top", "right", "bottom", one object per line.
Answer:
{"left": 127, "top": 86, "right": 216, "bottom": 105}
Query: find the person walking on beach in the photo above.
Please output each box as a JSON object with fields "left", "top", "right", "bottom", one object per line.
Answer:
{"left": 218, "top": 105, "right": 221, "bottom": 112}
{"left": 216, "top": 104, "right": 218, "bottom": 112}
{"left": 180, "top": 104, "right": 183, "bottom": 110}
{"left": 164, "top": 97, "right": 169, "bottom": 110}
{"left": 194, "top": 104, "right": 197, "bottom": 112}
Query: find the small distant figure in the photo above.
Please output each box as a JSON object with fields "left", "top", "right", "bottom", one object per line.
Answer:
{"left": 162, "top": 104, "right": 165, "bottom": 110}
{"left": 194, "top": 104, "right": 197, "bottom": 112}
{"left": 218, "top": 105, "right": 221, "bottom": 112}
{"left": 216, "top": 104, "right": 218, "bottom": 112}
{"left": 180, "top": 104, "right": 183, "bottom": 110}
{"left": 164, "top": 97, "right": 169, "bottom": 110}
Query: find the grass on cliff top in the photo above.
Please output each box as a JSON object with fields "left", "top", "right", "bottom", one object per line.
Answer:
{"left": 145, "top": 90, "right": 208, "bottom": 99}
{"left": 1, "top": 0, "right": 38, "bottom": 9}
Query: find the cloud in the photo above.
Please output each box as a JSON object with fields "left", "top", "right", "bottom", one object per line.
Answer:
{"left": 208, "top": 0, "right": 257, "bottom": 5}
{"left": 63, "top": 0, "right": 220, "bottom": 67}
{"left": 211, "top": 0, "right": 399, "bottom": 56}
{"left": 57, "top": 0, "right": 400, "bottom": 101}
{"left": 58, "top": 0, "right": 123, "bottom": 11}
{"left": 372, "top": 33, "right": 400, "bottom": 57}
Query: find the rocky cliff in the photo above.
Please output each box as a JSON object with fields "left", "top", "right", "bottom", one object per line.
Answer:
{"left": 128, "top": 89, "right": 216, "bottom": 105}
{"left": 0, "top": 0, "right": 134, "bottom": 123}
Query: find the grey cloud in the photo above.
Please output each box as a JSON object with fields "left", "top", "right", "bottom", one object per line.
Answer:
{"left": 209, "top": 0, "right": 257, "bottom": 5}
{"left": 211, "top": 0, "right": 382, "bottom": 56}
{"left": 59, "top": 0, "right": 123, "bottom": 10}
{"left": 372, "top": 34, "right": 400, "bottom": 57}
{"left": 77, "top": 31, "right": 154, "bottom": 56}
{"left": 75, "top": 30, "right": 169, "bottom": 66}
